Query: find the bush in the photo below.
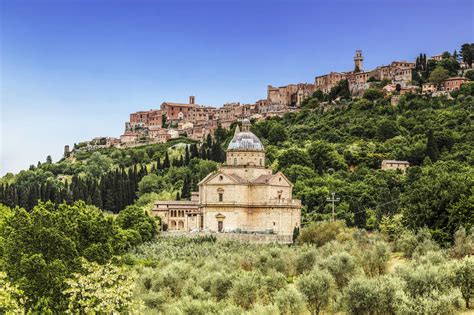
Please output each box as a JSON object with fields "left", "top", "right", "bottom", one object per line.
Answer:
{"left": 319, "top": 251, "right": 357, "bottom": 289}
{"left": 230, "top": 273, "right": 260, "bottom": 310}
{"left": 342, "top": 275, "right": 407, "bottom": 314}
{"left": 298, "top": 220, "right": 348, "bottom": 246}
{"left": 361, "top": 241, "right": 390, "bottom": 277}
{"left": 296, "top": 268, "right": 334, "bottom": 315}
{"left": 452, "top": 256, "right": 474, "bottom": 308}
{"left": 274, "top": 287, "right": 306, "bottom": 315}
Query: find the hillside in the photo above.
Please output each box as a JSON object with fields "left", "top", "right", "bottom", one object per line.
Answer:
{"left": 1, "top": 91, "right": 473, "bottom": 313}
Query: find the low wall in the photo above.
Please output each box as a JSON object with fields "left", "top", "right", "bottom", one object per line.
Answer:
{"left": 160, "top": 231, "right": 293, "bottom": 244}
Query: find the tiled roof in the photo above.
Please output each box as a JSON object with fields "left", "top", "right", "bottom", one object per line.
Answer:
{"left": 252, "top": 174, "right": 274, "bottom": 184}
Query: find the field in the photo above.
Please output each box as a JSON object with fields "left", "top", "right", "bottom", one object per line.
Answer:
{"left": 123, "top": 222, "right": 473, "bottom": 314}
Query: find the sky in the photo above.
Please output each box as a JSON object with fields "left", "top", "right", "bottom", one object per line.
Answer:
{"left": 1, "top": 0, "right": 473, "bottom": 175}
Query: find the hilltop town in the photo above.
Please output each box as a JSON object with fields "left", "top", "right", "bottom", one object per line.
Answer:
{"left": 67, "top": 47, "right": 473, "bottom": 155}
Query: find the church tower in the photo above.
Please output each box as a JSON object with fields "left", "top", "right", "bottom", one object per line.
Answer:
{"left": 354, "top": 49, "right": 363, "bottom": 72}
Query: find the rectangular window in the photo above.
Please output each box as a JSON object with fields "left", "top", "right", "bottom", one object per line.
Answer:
{"left": 218, "top": 193, "right": 223, "bottom": 202}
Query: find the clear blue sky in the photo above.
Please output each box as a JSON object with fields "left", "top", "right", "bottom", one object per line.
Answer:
{"left": 1, "top": 0, "right": 473, "bottom": 175}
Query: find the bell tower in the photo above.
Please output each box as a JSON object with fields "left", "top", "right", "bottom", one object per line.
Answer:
{"left": 354, "top": 49, "right": 363, "bottom": 72}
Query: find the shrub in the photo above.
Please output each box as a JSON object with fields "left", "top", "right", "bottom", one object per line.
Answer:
{"left": 295, "top": 249, "right": 318, "bottom": 275}
{"left": 452, "top": 256, "right": 474, "bottom": 308}
{"left": 298, "top": 220, "right": 348, "bottom": 246}
{"left": 230, "top": 273, "right": 260, "bottom": 309}
{"left": 361, "top": 241, "right": 390, "bottom": 277}
{"left": 274, "top": 287, "right": 306, "bottom": 315}
{"left": 296, "top": 267, "right": 334, "bottom": 315}
{"left": 341, "top": 275, "right": 407, "bottom": 314}
{"left": 450, "top": 226, "right": 474, "bottom": 258}
{"left": 319, "top": 251, "right": 358, "bottom": 289}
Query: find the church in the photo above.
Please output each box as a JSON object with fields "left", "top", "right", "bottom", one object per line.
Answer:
{"left": 152, "top": 119, "right": 301, "bottom": 236}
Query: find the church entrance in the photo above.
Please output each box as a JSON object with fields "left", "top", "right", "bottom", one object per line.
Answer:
{"left": 215, "top": 213, "right": 225, "bottom": 232}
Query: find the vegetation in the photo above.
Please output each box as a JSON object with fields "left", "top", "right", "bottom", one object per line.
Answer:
{"left": 0, "top": 44, "right": 473, "bottom": 313}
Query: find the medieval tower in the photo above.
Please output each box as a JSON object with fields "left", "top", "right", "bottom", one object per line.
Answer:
{"left": 354, "top": 49, "right": 363, "bottom": 72}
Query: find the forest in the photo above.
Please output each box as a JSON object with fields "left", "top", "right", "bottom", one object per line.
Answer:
{"left": 1, "top": 77, "right": 473, "bottom": 313}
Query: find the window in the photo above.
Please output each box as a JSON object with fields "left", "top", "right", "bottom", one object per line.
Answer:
{"left": 234, "top": 158, "right": 237, "bottom": 165}
{"left": 219, "top": 175, "right": 223, "bottom": 181}
{"left": 219, "top": 193, "right": 223, "bottom": 202}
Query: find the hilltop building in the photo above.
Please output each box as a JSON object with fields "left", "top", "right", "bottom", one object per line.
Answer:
{"left": 152, "top": 119, "right": 301, "bottom": 236}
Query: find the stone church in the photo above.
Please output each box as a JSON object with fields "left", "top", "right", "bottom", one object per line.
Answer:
{"left": 152, "top": 119, "right": 301, "bottom": 236}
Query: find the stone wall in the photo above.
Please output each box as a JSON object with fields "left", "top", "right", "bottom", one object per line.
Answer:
{"left": 160, "top": 231, "right": 294, "bottom": 244}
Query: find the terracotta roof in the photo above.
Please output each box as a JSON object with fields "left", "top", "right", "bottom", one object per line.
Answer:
{"left": 161, "top": 102, "right": 196, "bottom": 107}
{"left": 444, "top": 77, "right": 468, "bottom": 81}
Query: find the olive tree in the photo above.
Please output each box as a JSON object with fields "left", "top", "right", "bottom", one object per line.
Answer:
{"left": 296, "top": 268, "right": 334, "bottom": 315}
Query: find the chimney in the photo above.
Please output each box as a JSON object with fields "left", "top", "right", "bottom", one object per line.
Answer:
{"left": 189, "top": 96, "right": 195, "bottom": 104}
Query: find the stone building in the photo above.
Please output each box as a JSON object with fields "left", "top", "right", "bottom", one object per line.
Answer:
{"left": 152, "top": 119, "right": 301, "bottom": 236}
{"left": 314, "top": 50, "right": 415, "bottom": 96}
{"left": 381, "top": 160, "right": 410, "bottom": 172}
{"left": 267, "top": 83, "right": 315, "bottom": 107}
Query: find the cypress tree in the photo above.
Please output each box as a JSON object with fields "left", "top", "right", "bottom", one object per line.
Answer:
{"left": 184, "top": 146, "right": 190, "bottom": 165}
{"left": 92, "top": 184, "right": 102, "bottom": 209}
{"left": 163, "top": 152, "right": 170, "bottom": 169}
{"left": 156, "top": 157, "right": 161, "bottom": 170}
{"left": 426, "top": 130, "right": 439, "bottom": 162}
{"left": 175, "top": 192, "right": 181, "bottom": 200}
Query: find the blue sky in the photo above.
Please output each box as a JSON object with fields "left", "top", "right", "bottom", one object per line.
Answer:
{"left": 1, "top": 0, "right": 473, "bottom": 175}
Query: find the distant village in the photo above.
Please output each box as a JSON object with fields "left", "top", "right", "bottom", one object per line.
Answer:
{"left": 66, "top": 49, "right": 472, "bottom": 155}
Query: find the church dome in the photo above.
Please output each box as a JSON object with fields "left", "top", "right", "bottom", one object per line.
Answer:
{"left": 227, "top": 131, "right": 264, "bottom": 151}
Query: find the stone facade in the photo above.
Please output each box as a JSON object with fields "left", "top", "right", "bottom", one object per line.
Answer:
{"left": 152, "top": 120, "right": 301, "bottom": 236}
{"left": 313, "top": 51, "right": 416, "bottom": 96}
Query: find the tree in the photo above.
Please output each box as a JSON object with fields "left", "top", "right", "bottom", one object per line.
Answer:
{"left": 230, "top": 273, "right": 259, "bottom": 310}
{"left": 363, "top": 88, "right": 384, "bottom": 101}
{"left": 137, "top": 174, "right": 163, "bottom": 196}
{"left": 46, "top": 155, "right": 53, "bottom": 164}
{"left": 115, "top": 205, "right": 157, "bottom": 242}
{"left": 460, "top": 43, "right": 473, "bottom": 67}
{"left": 278, "top": 147, "right": 312, "bottom": 170}
{"left": 1, "top": 202, "right": 121, "bottom": 311}
{"left": 342, "top": 276, "right": 407, "bottom": 314}
{"left": 452, "top": 256, "right": 474, "bottom": 308}
{"left": 296, "top": 268, "right": 334, "bottom": 315}
{"left": 429, "top": 67, "right": 449, "bottom": 87}
{"left": 465, "top": 70, "right": 474, "bottom": 81}
{"left": 275, "top": 287, "right": 306, "bottom": 315}
{"left": 376, "top": 119, "right": 399, "bottom": 140}
{"left": 308, "top": 140, "right": 347, "bottom": 174}
{"left": 426, "top": 130, "right": 439, "bottom": 162}
{"left": 63, "top": 259, "right": 136, "bottom": 313}
{"left": 268, "top": 123, "right": 287, "bottom": 145}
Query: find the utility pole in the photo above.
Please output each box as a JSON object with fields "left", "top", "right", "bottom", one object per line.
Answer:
{"left": 326, "top": 192, "right": 340, "bottom": 222}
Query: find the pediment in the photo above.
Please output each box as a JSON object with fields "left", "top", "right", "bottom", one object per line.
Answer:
{"left": 199, "top": 171, "right": 245, "bottom": 186}
{"left": 268, "top": 172, "right": 293, "bottom": 187}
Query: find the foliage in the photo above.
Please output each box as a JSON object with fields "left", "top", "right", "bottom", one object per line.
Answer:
{"left": 296, "top": 267, "right": 334, "bottom": 314}
{"left": 297, "top": 220, "right": 349, "bottom": 246}
{"left": 0, "top": 201, "right": 153, "bottom": 312}
{"left": 63, "top": 259, "right": 136, "bottom": 313}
